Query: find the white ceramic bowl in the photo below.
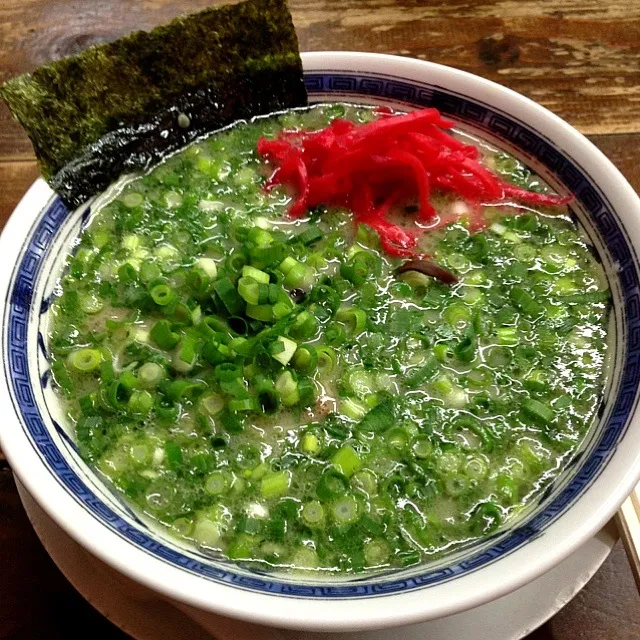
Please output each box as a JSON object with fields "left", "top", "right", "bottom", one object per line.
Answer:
{"left": 1, "top": 52, "right": 640, "bottom": 633}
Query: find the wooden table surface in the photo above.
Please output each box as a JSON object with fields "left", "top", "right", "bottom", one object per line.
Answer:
{"left": 1, "top": 1, "right": 640, "bottom": 638}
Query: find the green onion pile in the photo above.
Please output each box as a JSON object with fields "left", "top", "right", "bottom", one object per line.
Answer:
{"left": 48, "top": 104, "right": 610, "bottom": 573}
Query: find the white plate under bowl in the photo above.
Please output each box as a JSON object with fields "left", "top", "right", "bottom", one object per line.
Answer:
{"left": 16, "top": 478, "right": 617, "bottom": 640}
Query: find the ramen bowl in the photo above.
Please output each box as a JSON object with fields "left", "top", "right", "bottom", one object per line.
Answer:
{"left": 1, "top": 52, "right": 639, "bottom": 632}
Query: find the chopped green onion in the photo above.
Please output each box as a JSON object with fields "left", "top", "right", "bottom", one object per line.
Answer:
{"left": 249, "top": 243, "right": 286, "bottom": 269}
{"left": 316, "top": 346, "right": 337, "bottom": 375}
{"left": 272, "top": 296, "right": 294, "bottom": 319}
{"left": 514, "top": 244, "right": 537, "bottom": 263}
{"left": 399, "top": 270, "right": 431, "bottom": 295}
{"left": 118, "top": 263, "right": 137, "bottom": 283}
{"left": 497, "top": 327, "right": 519, "bottom": 346}
{"left": 247, "top": 226, "right": 273, "bottom": 247}
{"left": 128, "top": 389, "right": 153, "bottom": 415}
{"left": 213, "top": 277, "right": 245, "bottom": 316}
{"left": 464, "top": 456, "right": 489, "bottom": 481}
{"left": 292, "top": 225, "right": 323, "bottom": 246}
{"left": 123, "top": 192, "right": 144, "bottom": 208}
{"left": 279, "top": 256, "right": 298, "bottom": 276}
{"left": 308, "top": 284, "right": 340, "bottom": 315}
{"left": 275, "top": 370, "right": 299, "bottom": 406}
{"left": 202, "top": 337, "right": 230, "bottom": 365}
{"left": 219, "top": 409, "right": 244, "bottom": 434}
{"left": 553, "top": 277, "right": 579, "bottom": 296}
{"left": 292, "top": 345, "right": 318, "bottom": 375}
{"left": 343, "top": 368, "right": 375, "bottom": 397}
{"left": 300, "top": 432, "right": 321, "bottom": 454}
{"left": 521, "top": 398, "right": 555, "bottom": 426}
{"left": 300, "top": 501, "right": 325, "bottom": 528}
{"left": 164, "top": 379, "right": 204, "bottom": 402}
{"left": 215, "top": 363, "right": 242, "bottom": 381}
{"left": 69, "top": 348, "right": 102, "bottom": 372}
{"left": 358, "top": 398, "right": 395, "bottom": 433}
{"left": 364, "top": 540, "right": 389, "bottom": 566}
{"left": 78, "top": 392, "right": 97, "bottom": 416}
{"left": 150, "top": 283, "right": 176, "bottom": 306}
{"left": 447, "top": 252, "right": 468, "bottom": 270}
{"left": 433, "top": 374, "right": 454, "bottom": 395}
{"left": 443, "top": 386, "right": 468, "bottom": 408}
{"left": 235, "top": 444, "right": 261, "bottom": 470}
{"left": 336, "top": 307, "right": 367, "bottom": 336}
{"left": 186, "top": 268, "right": 211, "bottom": 297}
{"left": 486, "top": 346, "right": 511, "bottom": 367}
{"left": 331, "top": 495, "right": 359, "bottom": 523}
{"left": 193, "top": 518, "right": 222, "bottom": 548}
{"left": 331, "top": 445, "right": 363, "bottom": 477}
{"left": 285, "top": 263, "right": 315, "bottom": 290}
{"left": 200, "top": 393, "right": 225, "bottom": 416}
{"left": 261, "top": 470, "right": 291, "bottom": 499}
{"left": 246, "top": 303, "right": 274, "bottom": 323}
{"left": 290, "top": 311, "right": 318, "bottom": 339}
{"left": 254, "top": 376, "right": 279, "bottom": 414}
{"left": 340, "top": 251, "right": 381, "bottom": 287}
{"left": 341, "top": 396, "right": 367, "bottom": 420}
{"left": 433, "top": 343, "right": 453, "bottom": 363}
{"left": 237, "top": 276, "right": 261, "bottom": 305}
{"left": 205, "top": 471, "right": 230, "bottom": 495}
{"left": 79, "top": 292, "right": 104, "bottom": 314}
{"left": 106, "top": 379, "right": 130, "bottom": 408}
{"left": 386, "top": 426, "right": 409, "bottom": 450}
{"left": 405, "top": 356, "right": 439, "bottom": 389}
{"left": 524, "top": 369, "right": 548, "bottom": 392}
{"left": 174, "top": 335, "right": 198, "bottom": 372}
{"left": 150, "top": 320, "right": 180, "bottom": 350}
{"left": 471, "top": 501, "right": 502, "bottom": 535}
{"left": 229, "top": 397, "right": 260, "bottom": 412}
{"left": 316, "top": 469, "right": 349, "bottom": 501}
{"left": 351, "top": 470, "right": 378, "bottom": 496}
{"left": 271, "top": 336, "right": 297, "bottom": 365}
{"left": 465, "top": 368, "right": 492, "bottom": 388}
{"left": 510, "top": 286, "right": 544, "bottom": 318}
{"left": 387, "top": 308, "right": 417, "bottom": 335}
{"left": 139, "top": 261, "right": 162, "bottom": 283}
{"left": 444, "top": 474, "right": 468, "bottom": 497}
{"left": 297, "top": 377, "right": 316, "bottom": 408}
{"left": 412, "top": 436, "right": 432, "bottom": 459}
{"left": 541, "top": 244, "right": 570, "bottom": 269}
{"left": 444, "top": 303, "right": 471, "bottom": 329}
{"left": 242, "top": 265, "right": 270, "bottom": 284}
{"left": 497, "top": 473, "right": 519, "bottom": 504}
{"left": 325, "top": 322, "right": 346, "bottom": 346}
{"left": 195, "top": 256, "right": 217, "bottom": 279}
{"left": 453, "top": 334, "right": 477, "bottom": 363}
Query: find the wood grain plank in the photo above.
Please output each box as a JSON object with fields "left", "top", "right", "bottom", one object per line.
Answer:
{"left": 0, "top": 160, "right": 39, "bottom": 226}
{"left": 590, "top": 133, "right": 640, "bottom": 193}
{"left": 1, "top": 0, "right": 640, "bottom": 163}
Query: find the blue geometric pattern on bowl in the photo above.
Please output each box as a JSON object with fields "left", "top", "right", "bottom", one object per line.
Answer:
{"left": 4, "top": 70, "right": 639, "bottom": 598}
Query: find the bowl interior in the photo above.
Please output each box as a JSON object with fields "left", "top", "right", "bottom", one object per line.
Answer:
{"left": 2, "top": 54, "right": 639, "bottom": 626}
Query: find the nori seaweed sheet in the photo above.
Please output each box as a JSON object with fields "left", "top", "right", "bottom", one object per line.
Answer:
{"left": 0, "top": 0, "right": 307, "bottom": 207}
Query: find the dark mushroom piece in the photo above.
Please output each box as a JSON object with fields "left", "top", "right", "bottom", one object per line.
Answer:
{"left": 395, "top": 259, "right": 459, "bottom": 285}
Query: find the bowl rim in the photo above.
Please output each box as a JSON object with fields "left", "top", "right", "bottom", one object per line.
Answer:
{"left": 2, "top": 51, "right": 640, "bottom": 632}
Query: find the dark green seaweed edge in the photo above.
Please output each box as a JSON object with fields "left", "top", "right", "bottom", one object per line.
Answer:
{"left": 0, "top": 0, "right": 307, "bottom": 208}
